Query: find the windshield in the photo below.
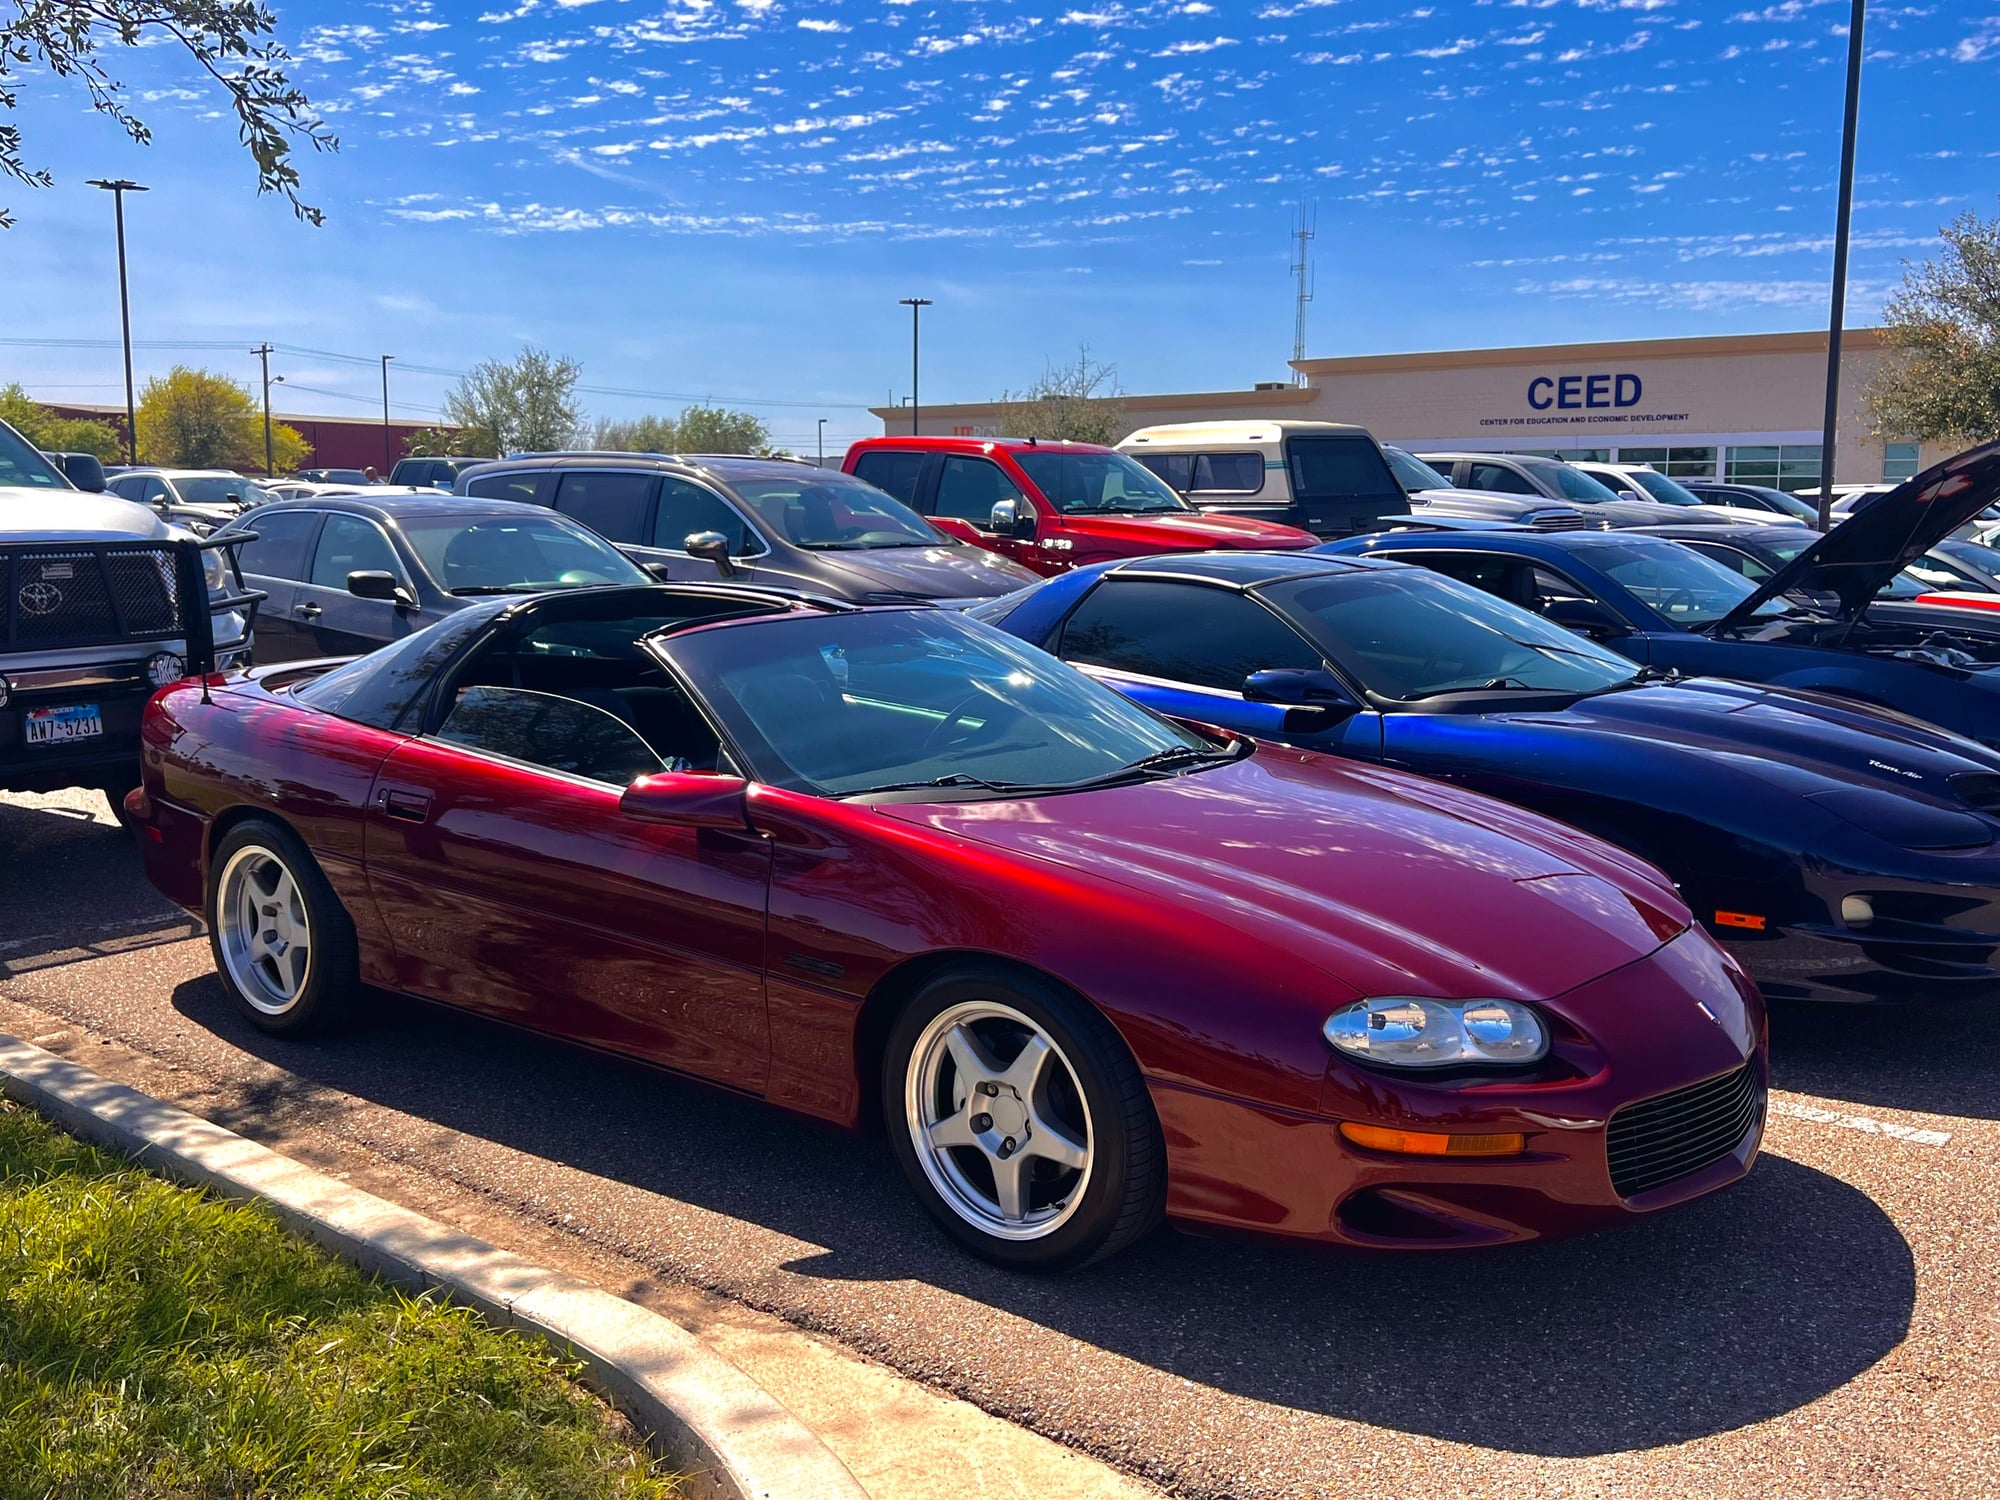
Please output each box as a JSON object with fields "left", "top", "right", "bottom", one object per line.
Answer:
{"left": 1385, "top": 447, "right": 1451, "bottom": 494}
{"left": 1538, "top": 463, "right": 1624, "bottom": 505}
{"left": 730, "top": 472, "right": 945, "bottom": 549}
{"left": 400, "top": 513, "right": 650, "bottom": 593}
{"left": 0, "top": 421, "right": 69, "bottom": 489}
{"left": 177, "top": 476, "right": 272, "bottom": 507}
{"left": 1014, "top": 450, "right": 1190, "bottom": 515}
{"left": 661, "top": 608, "right": 1213, "bottom": 797}
{"left": 1590, "top": 540, "right": 1778, "bottom": 625}
{"left": 1625, "top": 470, "right": 1705, "bottom": 507}
{"left": 1265, "top": 570, "right": 1639, "bottom": 701}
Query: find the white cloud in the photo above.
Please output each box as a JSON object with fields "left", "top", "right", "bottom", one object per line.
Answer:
{"left": 797, "top": 17, "right": 848, "bottom": 32}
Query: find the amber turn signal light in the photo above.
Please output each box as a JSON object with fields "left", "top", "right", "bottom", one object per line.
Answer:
{"left": 1338, "top": 1122, "right": 1527, "bottom": 1157}
{"left": 1714, "top": 910, "right": 1768, "bottom": 931}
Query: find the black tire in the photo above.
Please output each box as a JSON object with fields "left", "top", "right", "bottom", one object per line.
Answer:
{"left": 882, "top": 965, "right": 1165, "bottom": 1273}
{"left": 94, "top": 771, "right": 142, "bottom": 831}
{"left": 205, "top": 817, "right": 362, "bottom": 1037}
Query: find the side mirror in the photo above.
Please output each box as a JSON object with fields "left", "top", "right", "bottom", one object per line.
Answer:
{"left": 684, "top": 530, "right": 737, "bottom": 578}
{"left": 642, "top": 560, "right": 676, "bottom": 582}
{"left": 1242, "top": 667, "right": 1361, "bottom": 728}
{"left": 1617, "top": 489, "right": 1642, "bottom": 503}
{"left": 64, "top": 456, "right": 108, "bottom": 492}
{"left": 990, "top": 498, "right": 1036, "bottom": 539}
{"left": 1542, "top": 597, "right": 1629, "bottom": 639}
{"left": 620, "top": 771, "right": 751, "bottom": 829}
{"left": 346, "top": 569, "right": 417, "bottom": 608}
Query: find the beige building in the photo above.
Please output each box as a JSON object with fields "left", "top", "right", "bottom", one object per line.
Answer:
{"left": 874, "top": 328, "right": 1930, "bottom": 491}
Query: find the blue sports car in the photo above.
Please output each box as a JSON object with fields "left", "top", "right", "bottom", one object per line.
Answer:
{"left": 1327, "top": 442, "right": 2000, "bottom": 748}
{"left": 977, "top": 548, "right": 2000, "bottom": 1003}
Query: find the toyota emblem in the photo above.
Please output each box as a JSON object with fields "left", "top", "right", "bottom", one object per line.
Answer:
{"left": 18, "top": 581, "right": 62, "bottom": 616}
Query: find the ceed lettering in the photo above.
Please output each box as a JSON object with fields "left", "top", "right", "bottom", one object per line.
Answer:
{"left": 1526, "top": 372, "right": 1644, "bottom": 411}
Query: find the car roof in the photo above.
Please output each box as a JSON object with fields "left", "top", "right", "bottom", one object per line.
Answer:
{"left": 240, "top": 494, "right": 553, "bottom": 523}
{"left": 849, "top": 436, "right": 1120, "bottom": 455}
{"left": 459, "top": 452, "right": 842, "bottom": 483}
{"left": 1119, "top": 420, "right": 1375, "bottom": 445}
{"left": 1629, "top": 523, "right": 1816, "bottom": 544}
{"left": 1110, "top": 551, "right": 1395, "bottom": 587}
{"left": 1415, "top": 451, "right": 1560, "bottom": 468}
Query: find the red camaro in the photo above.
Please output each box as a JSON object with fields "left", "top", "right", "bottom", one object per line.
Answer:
{"left": 129, "top": 584, "right": 1767, "bottom": 1269}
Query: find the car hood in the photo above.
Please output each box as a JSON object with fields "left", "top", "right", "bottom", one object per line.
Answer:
{"left": 879, "top": 751, "right": 1686, "bottom": 1003}
{"left": 1412, "top": 487, "right": 1585, "bottom": 525}
{"left": 0, "top": 489, "right": 176, "bottom": 540}
{"left": 1712, "top": 440, "right": 2000, "bottom": 630}
{"left": 1058, "top": 509, "right": 1316, "bottom": 549}
{"left": 804, "top": 543, "right": 1038, "bottom": 600}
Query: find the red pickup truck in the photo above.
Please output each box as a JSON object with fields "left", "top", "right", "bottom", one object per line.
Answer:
{"left": 843, "top": 436, "right": 1316, "bottom": 576}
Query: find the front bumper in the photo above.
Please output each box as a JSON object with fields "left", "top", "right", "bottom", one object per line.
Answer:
{"left": 1153, "top": 930, "right": 1768, "bottom": 1249}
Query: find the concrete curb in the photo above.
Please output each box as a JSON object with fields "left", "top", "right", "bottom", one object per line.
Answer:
{"left": 0, "top": 1034, "right": 871, "bottom": 1500}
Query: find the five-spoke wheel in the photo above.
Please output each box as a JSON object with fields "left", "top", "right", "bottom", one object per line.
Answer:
{"left": 207, "top": 819, "right": 359, "bottom": 1035}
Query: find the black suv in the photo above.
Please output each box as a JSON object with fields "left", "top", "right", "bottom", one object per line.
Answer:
{"left": 390, "top": 455, "right": 488, "bottom": 491}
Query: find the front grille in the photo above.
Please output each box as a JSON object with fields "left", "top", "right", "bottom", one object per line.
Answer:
{"left": 1605, "top": 1064, "right": 1760, "bottom": 1199}
{"left": 1530, "top": 511, "right": 1590, "bottom": 531}
{"left": 4, "top": 547, "right": 180, "bottom": 649}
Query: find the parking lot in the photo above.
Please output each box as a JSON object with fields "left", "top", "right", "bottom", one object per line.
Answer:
{"left": 4, "top": 783, "right": 1994, "bottom": 1500}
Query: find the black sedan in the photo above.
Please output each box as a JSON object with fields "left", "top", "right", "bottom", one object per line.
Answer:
{"left": 214, "top": 494, "right": 652, "bottom": 662}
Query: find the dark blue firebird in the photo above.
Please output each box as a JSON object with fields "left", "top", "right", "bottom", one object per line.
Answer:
{"left": 977, "top": 548, "right": 2000, "bottom": 1003}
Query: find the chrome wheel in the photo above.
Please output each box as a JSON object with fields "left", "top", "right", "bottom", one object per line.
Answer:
{"left": 215, "top": 844, "right": 313, "bottom": 1016}
{"left": 904, "top": 1000, "right": 1094, "bottom": 1242}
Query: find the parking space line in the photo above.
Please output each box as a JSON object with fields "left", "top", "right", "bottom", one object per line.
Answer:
{"left": 1770, "top": 1096, "right": 1952, "bottom": 1147}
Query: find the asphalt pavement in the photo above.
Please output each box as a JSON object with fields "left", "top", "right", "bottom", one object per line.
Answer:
{"left": 3, "top": 787, "right": 1993, "bottom": 1499}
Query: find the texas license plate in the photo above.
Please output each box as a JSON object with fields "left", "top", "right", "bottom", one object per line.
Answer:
{"left": 23, "top": 703, "right": 103, "bottom": 746}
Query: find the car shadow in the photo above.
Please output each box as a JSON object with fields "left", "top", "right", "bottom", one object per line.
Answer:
{"left": 169, "top": 971, "right": 1913, "bottom": 1458}
{"left": 1768, "top": 997, "right": 2000, "bottom": 1122}
{"left": 0, "top": 798, "right": 196, "bottom": 978}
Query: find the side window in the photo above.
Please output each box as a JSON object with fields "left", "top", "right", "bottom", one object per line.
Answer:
{"left": 141, "top": 477, "right": 173, "bottom": 505}
{"left": 467, "top": 471, "right": 543, "bottom": 504}
{"left": 309, "top": 514, "right": 404, "bottom": 589}
{"left": 1466, "top": 463, "right": 1538, "bottom": 496}
{"left": 553, "top": 471, "right": 655, "bottom": 543}
{"left": 1134, "top": 453, "right": 1194, "bottom": 492}
{"left": 654, "top": 478, "right": 758, "bottom": 554}
{"left": 436, "top": 686, "right": 666, "bottom": 786}
{"left": 851, "top": 451, "right": 928, "bottom": 508}
{"left": 232, "top": 510, "right": 319, "bottom": 580}
{"left": 933, "top": 456, "right": 1025, "bottom": 528}
{"left": 1058, "top": 580, "right": 1321, "bottom": 692}
{"left": 1379, "top": 551, "right": 1542, "bottom": 610}
{"left": 1190, "top": 453, "right": 1264, "bottom": 494}
{"left": 1685, "top": 543, "right": 1768, "bottom": 581}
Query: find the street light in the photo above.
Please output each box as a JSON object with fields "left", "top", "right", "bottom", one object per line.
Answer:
{"left": 1817, "top": 0, "right": 1867, "bottom": 531}
{"left": 380, "top": 355, "right": 395, "bottom": 475}
{"left": 898, "top": 297, "right": 932, "bottom": 436}
{"left": 817, "top": 417, "right": 827, "bottom": 465}
{"left": 85, "top": 178, "right": 149, "bottom": 464}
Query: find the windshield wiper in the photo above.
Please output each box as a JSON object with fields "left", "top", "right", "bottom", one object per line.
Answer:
{"left": 1404, "top": 678, "right": 1562, "bottom": 701}
{"left": 448, "top": 584, "right": 553, "bottom": 596}
{"left": 797, "top": 541, "right": 873, "bottom": 551}
{"left": 839, "top": 744, "right": 1239, "bottom": 800}
{"left": 838, "top": 772, "right": 1030, "bottom": 798}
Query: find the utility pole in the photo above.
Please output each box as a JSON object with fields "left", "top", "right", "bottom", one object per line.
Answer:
{"left": 1817, "top": 0, "right": 1867, "bottom": 531}
{"left": 86, "top": 179, "right": 149, "bottom": 463}
{"left": 1290, "top": 199, "right": 1316, "bottom": 385}
{"left": 380, "top": 355, "right": 395, "bottom": 475}
{"left": 817, "top": 417, "right": 827, "bottom": 465}
{"left": 899, "top": 297, "right": 932, "bottom": 436}
{"left": 251, "top": 344, "right": 276, "bottom": 476}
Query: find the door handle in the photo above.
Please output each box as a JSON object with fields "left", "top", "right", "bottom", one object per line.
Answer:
{"left": 294, "top": 602, "right": 323, "bottom": 619}
{"left": 379, "top": 788, "right": 432, "bottom": 823}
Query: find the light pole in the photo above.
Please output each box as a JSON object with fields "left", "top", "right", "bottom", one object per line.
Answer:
{"left": 379, "top": 355, "right": 395, "bottom": 475}
{"left": 1816, "top": 0, "right": 1867, "bottom": 531}
{"left": 898, "top": 297, "right": 932, "bottom": 436}
{"left": 252, "top": 344, "right": 277, "bottom": 476}
{"left": 85, "top": 178, "right": 148, "bottom": 463}
{"left": 817, "top": 417, "right": 827, "bottom": 465}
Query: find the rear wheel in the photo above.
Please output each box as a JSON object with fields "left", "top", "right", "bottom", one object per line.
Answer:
{"left": 883, "top": 966, "right": 1164, "bottom": 1272}
{"left": 207, "top": 819, "right": 361, "bottom": 1036}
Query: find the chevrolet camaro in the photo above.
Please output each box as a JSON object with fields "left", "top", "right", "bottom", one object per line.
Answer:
{"left": 128, "top": 584, "right": 1765, "bottom": 1267}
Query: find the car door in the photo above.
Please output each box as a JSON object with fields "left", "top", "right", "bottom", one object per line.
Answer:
{"left": 362, "top": 672, "right": 773, "bottom": 1092}
{"left": 1463, "top": 461, "right": 1542, "bottom": 498}
{"left": 295, "top": 512, "right": 422, "bottom": 657}
{"left": 929, "top": 454, "right": 1036, "bottom": 564}
{"left": 632, "top": 476, "right": 767, "bottom": 582}
{"left": 549, "top": 469, "right": 659, "bottom": 555}
{"left": 1052, "top": 577, "right": 1384, "bottom": 755}
{"left": 228, "top": 508, "right": 324, "bottom": 662}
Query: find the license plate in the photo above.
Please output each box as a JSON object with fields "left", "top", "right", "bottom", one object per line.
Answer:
{"left": 24, "top": 703, "right": 104, "bottom": 746}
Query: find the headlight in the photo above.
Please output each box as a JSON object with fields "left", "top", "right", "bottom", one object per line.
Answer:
{"left": 1324, "top": 996, "right": 1549, "bottom": 1069}
{"left": 202, "top": 549, "right": 228, "bottom": 590}
{"left": 145, "top": 651, "right": 187, "bottom": 688}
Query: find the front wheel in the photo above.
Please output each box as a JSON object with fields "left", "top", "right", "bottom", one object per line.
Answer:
{"left": 883, "top": 967, "right": 1165, "bottom": 1272}
{"left": 207, "top": 819, "right": 361, "bottom": 1036}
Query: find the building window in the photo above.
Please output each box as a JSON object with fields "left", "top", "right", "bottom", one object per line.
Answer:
{"left": 1619, "top": 446, "right": 1718, "bottom": 480}
{"left": 1883, "top": 442, "right": 1920, "bottom": 482}
{"left": 1726, "top": 444, "right": 1822, "bottom": 494}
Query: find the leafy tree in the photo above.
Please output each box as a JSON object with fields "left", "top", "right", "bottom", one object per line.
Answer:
{"left": 589, "top": 414, "right": 681, "bottom": 454}
{"left": 404, "top": 423, "right": 494, "bottom": 459}
{"left": 668, "top": 405, "right": 774, "bottom": 455}
{"left": 1865, "top": 206, "right": 2000, "bottom": 448}
{"left": 0, "top": 1, "right": 338, "bottom": 228}
{"left": 0, "top": 383, "right": 120, "bottom": 458}
{"left": 134, "top": 366, "right": 307, "bottom": 470}
{"left": 441, "top": 347, "right": 583, "bottom": 457}
{"left": 996, "top": 345, "right": 1128, "bottom": 445}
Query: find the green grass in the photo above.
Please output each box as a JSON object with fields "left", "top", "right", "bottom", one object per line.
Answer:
{"left": 0, "top": 1100, "right": 681, "bottom": 1500}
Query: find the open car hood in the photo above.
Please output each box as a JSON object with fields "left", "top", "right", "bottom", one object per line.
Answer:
{"left": 1709, "top": 441, "right": 2000, "bottom": 631}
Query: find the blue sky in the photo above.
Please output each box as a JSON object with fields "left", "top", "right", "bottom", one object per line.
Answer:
{"left": 3, "top": 0, "right": 1995, "bottom": 452}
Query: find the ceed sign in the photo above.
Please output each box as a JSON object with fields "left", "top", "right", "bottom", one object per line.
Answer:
{"left": 1527, "top": 372, "right": 1643, "bottom": 411}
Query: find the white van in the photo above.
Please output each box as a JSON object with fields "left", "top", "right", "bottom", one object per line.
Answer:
{"left": 1116, "top": 420, "right": 1408, "bottom": 538}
